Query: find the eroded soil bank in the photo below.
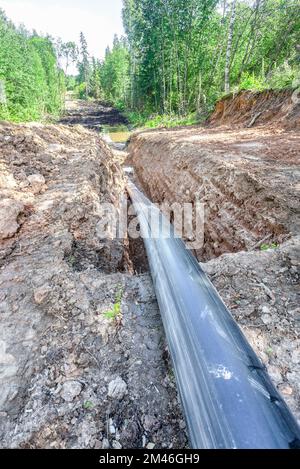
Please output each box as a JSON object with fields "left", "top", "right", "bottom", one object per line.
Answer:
{"left": 129, "top": 90, "right": 300, "bottom": 420}
{"left": 0, "top": 122, "right": 186, "bottom": 448}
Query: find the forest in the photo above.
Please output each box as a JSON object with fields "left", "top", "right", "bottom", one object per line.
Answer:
{"left": 0, "top": 1, "right": 299, "bottom": 124}
{"left": 107, "top": 0, "right": 300, "bottom": 123}
{"left": 0, "top": 10, "right": 65, "bottom": 121}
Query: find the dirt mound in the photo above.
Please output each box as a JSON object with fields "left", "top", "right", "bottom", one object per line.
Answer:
{"left": 209, "top": 89, "right": 300, "bottom": 130}
{"left": 0, "top": 122, "right": 186, "bottom": 448}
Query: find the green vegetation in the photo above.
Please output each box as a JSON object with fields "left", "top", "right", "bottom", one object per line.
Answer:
{"left": 126, "top": 111, "right": 199, "bottom": 129}
{"left": 100, "top": 36, "right": 130, "bottom": 109}
{"left": 100, "top": 0, "right": 300, "bottom": 126}
{"left": 0, "top": 10, "right": 65, "bottom": 122}
{"left": 83, "top": 400, "right": 94, "bottom": 410}
{"left": 260, "top": 243, "right": 279, "bottom": 251}
{"left": 103, "top": 287, "right": 124, "bottom": 321}
{"left": 1, "top": 2, "right": 299, "bottom": 128}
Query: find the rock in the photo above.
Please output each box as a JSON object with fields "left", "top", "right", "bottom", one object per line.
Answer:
{"left": 102, "top": 438, "right": 110, "bottom": 449}
{"left": 261, "top": 305, "right": 270, "bottom": 314}
{"left": 112, "top": 440, "right": 122, "bottom": 449}
{"left": 109, "top": 419, "right": 116, "bottom": 435}
{"left": 179, "top": 420, "right": 186, "bottom": 430}
{"left": 143, "top": 414, "right": 160, "bottom": 432}
{"left": 94, "top": 440, "right": 102, "bottom": 449}
{"left": 291, "top": 349, "right": 299, "bottom": 365}
{"left": 47, "top": 144, "right": 62, "bottom": 153}
{"left": 107, "top": 376, "right": 127, "bottom": 400}
{"left": 60, "top": 380, "right": 82, "bottom": 402}
{"left": 27, "top": 173, "right": 45, "bottom": 194}
{"left": 0, "top": 340, "right": 18, "bottom": 408}
{"left": 268, "top": 365, "right": 282, "bottom": 384}
{"left": 0, "top": 199, "right": 24, "bottom": 240}
{"left": 262, "top": 314, "right": 272, "bottom": 325}
{"left": 279, "top": 384, "right": 293, "bottom": 396}
{"left": 34, "top": 285, "right": 51, "bottom": 305}
{"left": 146, "top": 442, "right": 155, "bottom": 449}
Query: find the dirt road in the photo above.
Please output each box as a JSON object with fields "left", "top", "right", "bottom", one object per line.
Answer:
{"left": 60, "top": 98, "right": 128, "bottom": 131}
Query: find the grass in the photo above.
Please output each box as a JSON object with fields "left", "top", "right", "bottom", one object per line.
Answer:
{"left": 103, "top": 286, "right": 124, "bottom": 321}
{"left": 125, "top": 110, "right": 200, "bottom": 130}
{"left": 260, "top": 243, "right": 279, "bottom": 252}
{"left": 83, "top": 400, "right": 94, "bottom": 410}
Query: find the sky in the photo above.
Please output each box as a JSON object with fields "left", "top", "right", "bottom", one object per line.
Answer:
{"left": 0, "top": 0, "right": 124, "bottom": 67}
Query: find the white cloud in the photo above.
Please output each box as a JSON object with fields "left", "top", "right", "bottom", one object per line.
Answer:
{"left": 0, "top": 0, "right": 124, "bottom": 60}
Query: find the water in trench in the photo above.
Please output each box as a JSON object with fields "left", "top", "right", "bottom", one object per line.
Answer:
{"left": 102, "top": 124, "right": 131, "bottom": 143}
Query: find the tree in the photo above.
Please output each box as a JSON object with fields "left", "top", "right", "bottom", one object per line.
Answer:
{"left": 100, "top": 35, "right": 130, "bottom": 108}
{"left": 90, "top": 57, "right": 102, "bottom": 99}
{"left": 0, "top": 9, "right": 64, "bottom": 121}
{"left": 57, "top": 40, "right": 78, "bottom": 75}
{"left": 78, "top": 32, "right": 90, "bottom": 97}
{"left": 224, "top": 0, "right": 236, "bottom": 94}
{"left": 118, "top": 0, "right": 300, "bottom": 118}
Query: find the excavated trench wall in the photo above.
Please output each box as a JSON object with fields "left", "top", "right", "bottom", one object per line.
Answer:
{"left": 128, "top": 91, "right": 300, "bottom": 261}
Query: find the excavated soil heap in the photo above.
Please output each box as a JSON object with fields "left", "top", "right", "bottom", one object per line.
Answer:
{"left": 0, "top": 122, "right": 186, "bottom": 448}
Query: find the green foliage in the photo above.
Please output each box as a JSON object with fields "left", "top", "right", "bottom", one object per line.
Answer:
{"left": 103, "top": 287, "right": 124, "bottom": 321}
{"left": 74, "top": 34, "right": 103, "bottom": 101}
{"left": 238, "top": 72, "right": 266, "bottom": 92}
{"left": 260, "top": 243, "right": 279, "bottom": 251}
{"left": 127, "top": 112, "right": 199, "bottom": 129}
{"left": 75, "top": 82, "right": 88, "bottom": 99}
{"left": 100, "top": 36, "right": 130, "bottom": 108}
{"left": 267, "top": 63, "right": 300, "bottom": 90}
{"left": 83, "top": 400, "right": 94, "bottom": 410}
{"left": 56, "top": 39, "right": 78, "bottom": 75}
{"left": 0, "top": 10, "right": 64, "bottom": 122}
{"left": 107, "top": 0, "right": 300, "bottom": 123}
{"left": 237, "top": 63, "right": 300, "bottom": 93}
{"left": 66, "top": 75, "right": 77, "bottom": 91}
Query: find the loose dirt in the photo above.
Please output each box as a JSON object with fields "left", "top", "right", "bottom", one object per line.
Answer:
{"left": 0, "top": 121, "right": 186, "bottom": 448}
{"left": 60, "top": 98, "right": 128, "bottom": 131}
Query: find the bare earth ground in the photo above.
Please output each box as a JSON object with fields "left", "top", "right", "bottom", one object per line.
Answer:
{"left": 0, "top": 122, "right": 186, "bottom": 449}
{"left": 60, "top": 98, "right": 128, "bottom": 131}
{"left": 0, "top": 90, "right": 299, "bottom": 448}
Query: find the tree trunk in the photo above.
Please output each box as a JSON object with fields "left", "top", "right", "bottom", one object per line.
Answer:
{"left": 224, "top": 0, "right": 236, "bottom": 94}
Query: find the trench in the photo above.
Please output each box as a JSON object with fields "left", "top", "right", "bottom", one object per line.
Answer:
{"left": 1, "top": 101, "right": 299, "bottom": 449}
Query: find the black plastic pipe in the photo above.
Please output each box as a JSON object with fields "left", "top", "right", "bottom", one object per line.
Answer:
{"left": 127, "top": 181, "right": 300, "bottom": 449}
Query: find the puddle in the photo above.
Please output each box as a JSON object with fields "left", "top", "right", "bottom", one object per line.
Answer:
{"left": 102, "top": 125, "right": 131, "bottom": 143}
